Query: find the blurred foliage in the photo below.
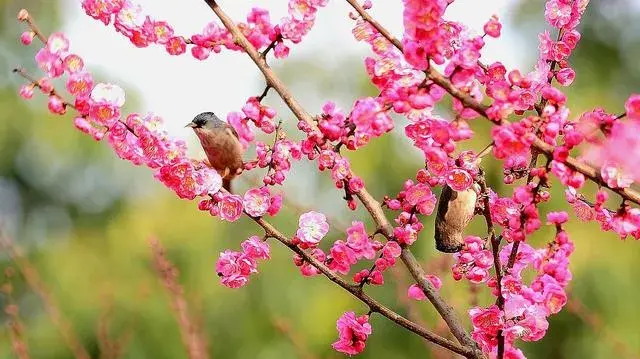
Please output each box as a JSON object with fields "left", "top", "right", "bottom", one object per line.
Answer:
{"left": 1, "top": 0, "right": 640, "bottom": 358}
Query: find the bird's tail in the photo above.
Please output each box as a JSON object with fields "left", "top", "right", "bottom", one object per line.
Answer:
{"left": 223, "top": 178, "right": 232, "bottom": 193}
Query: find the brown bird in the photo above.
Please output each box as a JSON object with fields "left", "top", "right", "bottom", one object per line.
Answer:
{"left": 434, "top": 184, "right": 479, "bottom": 253}
{"left": 186, "top": 112, "right": 243, "bottom": 192}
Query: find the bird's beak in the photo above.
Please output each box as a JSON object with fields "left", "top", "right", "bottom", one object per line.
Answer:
{"left": 185, "top": 122, "right": 197, "bottom": 128}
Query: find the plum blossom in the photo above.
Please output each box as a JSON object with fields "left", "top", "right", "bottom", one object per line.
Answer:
{"left": 331, "top": 312, "right": 372, "bottom": 355}
{"left": 295, "top": 211, "right": 329, "bottom": 248}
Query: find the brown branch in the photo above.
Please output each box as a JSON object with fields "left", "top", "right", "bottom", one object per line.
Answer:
{"left": 344, "top": 0, "right": 640, "bottom": 206}
{"left": 250, "top": 214, "right": 481, "bottom": 358}
{"left": 3, "top": 267, "right": 30, "bottom": 359}
{"left": 477, "top": 174, "right": 504, "bottom": 358}
{"left": 13, "top": 67, "right": 75, "bottom": 109}
{"left": 0, "top": 234, "right": 90, "bottom": 359}
{"left": 13, "top": 68, "right": 139, "bottom": 137}
{"left": 149, "top": 239, "right": 209, "bottom": 359}
{"left": 203, "top": 1, "right": 480, "bottom": 355}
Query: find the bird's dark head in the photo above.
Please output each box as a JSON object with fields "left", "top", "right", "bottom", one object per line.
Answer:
{"left": 186, "top": 112, "right": 226, "bottom": 130}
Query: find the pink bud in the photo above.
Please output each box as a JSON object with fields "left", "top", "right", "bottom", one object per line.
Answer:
{"left": 17, "top": 9, "right": 29, "bottom": 21}
{"left": 19, "top": 85, "right": 34, "bottom": 99}
{"left": 483, "top": 16, "right": 502, "bottom": 38}
{"left": 20, "top": 31, "right": 34, "bottom": 45}
{"left": 191, "top": 46, "right": 210, "bottom": 60}
{"left": 47, "top": 95, "right": 66, "bottom": 115}
{"left": 555, "top": 68, "right": 575, "bottom": 86}
{"left": 408, "top": 284, "right": 426, "bottom": 300}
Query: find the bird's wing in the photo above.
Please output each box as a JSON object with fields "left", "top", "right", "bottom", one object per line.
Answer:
{"left": 225, "top": 124, "right": 240, "bottom": 139}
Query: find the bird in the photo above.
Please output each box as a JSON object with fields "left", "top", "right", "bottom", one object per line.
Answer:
{"left": 186, "top": 112, "right": 244, "bottom": 193}
{"left": 434, "top": 184, "right": 479, "bottom": 253}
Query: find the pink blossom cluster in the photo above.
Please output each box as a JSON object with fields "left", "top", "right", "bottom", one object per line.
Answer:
{"left": 216, "top": 236, "right": 270, "bottom": 288}
{"left": 297, "top": 120, "right": 365, "bottom": 209}
{"left": 247, "top": 138, "right": 302, "bottom": 186}
{"left": 469, "top": 212, "right": 573, "bottom": 357}
{"left": 385, "top": 179, "right": 436, "bottom": 246}
{"left": 292, "top": 217, "right": 401, "bottom": 285}
{"left": 566, "top": 189, "right": 640, "bottom": 240}
{"left": 225, "top": 96, "right": 281, "bottom": 151}
{"left": 22, "top": 31, "right": 224, "bottom": 201}
{"left": 331, "top": 312, "right": 372, "bottom": 355}
{"left": 197, "top": 187, "right": 283, "bottom": 222}
{"left": 583, "top": 95, "right": 640, "bottom": 184}
{"left": 401, "top": 0, "right": 450, "bottom": 69}
{"left": 451, "top": 236, "right": 493, "bottom": 283}
{"left": 489, "top": 184, "right": 544, "bottom": 243}
{"left": 81, "top": 0, "right": 329, "bottom": 60}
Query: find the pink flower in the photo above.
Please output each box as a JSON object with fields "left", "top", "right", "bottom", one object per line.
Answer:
{"left": 191, "top": 46, "right": 210, "bottom": 60}
{"left": 546, "top": 211, "right": 569, "bottom": 225}
{"left": 483, "top": 15, "right": 501, "bottom": 38}
{"left": 218, "top": 194, "right": 244, "bottom": 222}
{"left": 241, "top": 236, "right": 270, "bottom": 260}
{"left": 47, "top": 95, "right": 66, "bottom": 115}
{"left": 346, "top": 221, "right": 378, "bottom": 260}
{"left": 328, "top": 240, "right": 357, "bottom": 275}
{"left": 545, "top": 0, "right": 572, "bottom": 28}
{"left": 408, "top": 274, "right": 442, "bottom": 300}
{"left": 446, "top": 168, "right": 474, "bottom": 192}
{"left": 243, "top": 187, "right": 271, "bottom": 217}
{"left": 47, "top": 32, "right": 70, "bottom": 55}
{"left": 331, "top": 312, "right": 372, "bottom": 355}
{"left": 349, "top": 97, "right": 394, "bottom": 147}
{"left": 267, "top": 194, "right": 283, "bottom": 216}
{"left": 404, "top": 183, "right": 435, "bottom": 207}
{"left": 165, "top": 36, "right": 187, "bottom": 55}
{"left": 35, "top": 48, "right": 64, "bottom": 77}
{"left": 555, "top": 67, "right": 575, "bottom": 86}
{"left": 295, "top": 211, "right": 329, "bottom": 248}
{"left": 82, "top": 0, "right": 125, "bottom": 25}
{"left": 294, "top": 248, "right": 326, "bottom": 277}
{"left": 601, "top": 163, "right": 633, "bottom": 189}
{"left": 91, "top": 83, "right": 125, "bottom": 106}
{"left": 215, "top": 250, "right": 257, "bottom": 288}
{"left": 625, "top": 94, "right": 640, "bottom": 121}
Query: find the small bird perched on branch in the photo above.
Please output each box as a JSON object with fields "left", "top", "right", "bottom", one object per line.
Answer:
{"left": 186, "top": 112, "right": 244, "bottom": 193}
{"left": 434, "top": 184, "right": 480, "bottom": 253}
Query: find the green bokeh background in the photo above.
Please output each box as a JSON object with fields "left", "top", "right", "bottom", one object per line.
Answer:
{"left": 1, "top": 1, "right": 639, "bottom": 358}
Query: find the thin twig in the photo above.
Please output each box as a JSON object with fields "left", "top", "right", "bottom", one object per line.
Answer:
{"left": 18, "top": 9, "right": 47, "bottom": 44}
{"left": 0, "top": 234, "right": 90, "bottom": 359}
{"left": 150, "top": 239, "right": 209, "bottom": 359}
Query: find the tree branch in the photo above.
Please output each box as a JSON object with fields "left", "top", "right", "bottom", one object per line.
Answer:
{"left": 250, "top": 214, "right": 481, "bottom": 358}
{"left": 203, "top": 0, "right": 480, "bottom": 355}
{"left": 343, "top": 0, "right": 640, "bottom": 206}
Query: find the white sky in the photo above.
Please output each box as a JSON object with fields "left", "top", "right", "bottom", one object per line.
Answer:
{"left": 62, "top": 0, "right": 525, "bottom": 143}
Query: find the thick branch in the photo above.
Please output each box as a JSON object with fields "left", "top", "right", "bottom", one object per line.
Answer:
{"left": 344, "top": 0, "right": 640, "bottom": 206}
{"left": 203, "top": 0, "right": 479, "bottom": 354}
{"left": 252, "top": 215, "right": 481, "bottom": 358}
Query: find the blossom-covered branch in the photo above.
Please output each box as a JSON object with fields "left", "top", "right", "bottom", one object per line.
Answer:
{"left": 345, "top": 0, "right": 640, "bottom": 207}
{"left": 203, "top": 0, "right": 478, "bottom": 353}
{"left": 249, "top": 214, "right": 481, "bottom": 357}
{"left": 12, "top": 0, "right": 640, "bottom": 358}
